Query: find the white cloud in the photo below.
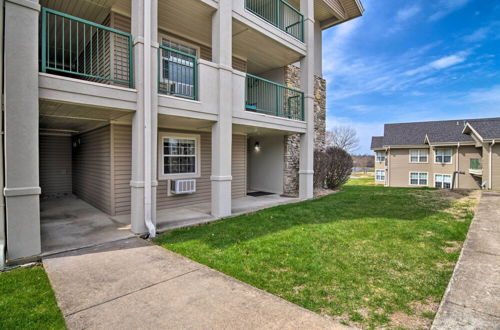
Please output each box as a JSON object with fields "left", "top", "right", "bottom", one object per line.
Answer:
{"left": 395, "top": 5, "right": 421, "bottom": 22}
{"left": 463, "top": 27, "right": 490, "bottom": 42}
{"left": 405, "top": 51, "right": 470, "bottom": 76}
{"left": 464, "top": 85, "right": 500, "bottom": 104}
{"left": 429, "top": 0, "right": 470, "bottom": 21}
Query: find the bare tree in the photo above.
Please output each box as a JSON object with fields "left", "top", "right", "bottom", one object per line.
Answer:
{"left": 325, "top": 125, "right": 360, "bottom": 153}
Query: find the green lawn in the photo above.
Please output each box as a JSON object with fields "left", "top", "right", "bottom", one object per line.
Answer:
{"left": 0, "top": 266, "right": 65, "bottom": 330}
{"left": 155, "top": 179, "right": 478, "bottom": 329}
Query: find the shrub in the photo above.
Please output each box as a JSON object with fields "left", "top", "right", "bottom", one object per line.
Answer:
{"left": 314, "top": 147, "right": 353, "bottom": 190}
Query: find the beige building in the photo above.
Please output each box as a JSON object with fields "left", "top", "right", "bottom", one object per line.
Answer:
{"left": 0, "top": 0, "right": 364, "bottom": 266}
{"left": 371, "top": 118, "right": 500, "bottom": 190}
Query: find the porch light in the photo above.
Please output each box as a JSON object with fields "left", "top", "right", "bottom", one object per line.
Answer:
{"left": 254, "top": 142, "right": 260, "bottom": 152}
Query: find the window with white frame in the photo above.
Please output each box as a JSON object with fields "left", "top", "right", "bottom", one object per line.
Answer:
{"left": 409, "top": 149, "right": 428, "bottom": 163}
{"left": 376, "top": 151, "right": 385, "bottom": 162}
{"left": 375, "top": 170, "right": 385, "bottom": 181}
{"left": 159, "top": 133, "right": 200, "bottom": 179}
{"left": 435, "top": 148, "right": 452, "bottom": 164}
{"left": 410, "top": 172, "right": 428, "bottom": 186}
{"left": 435, "top": 174, "right": 452, "bottom": 189}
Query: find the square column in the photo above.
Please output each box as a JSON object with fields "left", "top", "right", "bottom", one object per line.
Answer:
{"left": 130, "top": 0, "right": 158, "bottom": 234}
{"left": 211, "top": 0, "right": 233, "bottom": 217}
{"left": 4, "top": 0, "right": 41, "bottom": 262}
{"left": 299, "top": 0, "right": 315, "bottom": 199}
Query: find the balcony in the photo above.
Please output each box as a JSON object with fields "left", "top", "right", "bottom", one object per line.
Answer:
{"left": 244, "top": 0, "right": 304, "bottom": 41}
{"left": 245, "top": 74, "right": 304, "bottom": 121}
{"left": 158, "top": 45, "right": 198, "bottom": 100}
{"left": 469, "top": 158, "right": 482, "bottom": 176}
{"left": 40, "top": 8, "right": 133, "bottom": 88}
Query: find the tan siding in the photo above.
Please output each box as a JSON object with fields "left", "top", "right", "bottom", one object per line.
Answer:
{"left": 112, "top": 125, "right": 132, "bottom": 215}
{"left": 456, "top": 145, "right": 482, "bottom": 189}
{"left": 232, "top": 57, "right": 247, "bottom": 72}
{"left": 232, "top": 135, "right": 247, "bottom": 198}
{"left": 389, "top": 148, "right": 431, "bottom": 187}
{"left": 72, "top": 126, "right": 112, "bottom": 214}
{"left": 111, "top": 126, "right": 248, "bottom": 214}
{"left": 39, "top": 135, "right": 73, "bottom": 199}
{"left": 109, "top": 12, "right": 132, "bottom": 87}
{"left": 492, "top": 144, "right": 500, "bottom": 190}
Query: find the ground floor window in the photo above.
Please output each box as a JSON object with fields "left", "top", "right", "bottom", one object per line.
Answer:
{"left": 375, "top": 170, "right": 385, "bottom": 181}
{"left": 435, "top": 174, "right": 452, "bottom": 189}
{"left": 159, "top": 133, "right": 200, "bottom": 180}
{"left": 410, "top": 172, "right": 428, "bottom": 186}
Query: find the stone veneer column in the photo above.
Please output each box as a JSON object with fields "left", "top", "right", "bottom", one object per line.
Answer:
{"left": 4, "top": 0, "right": 41, "bottom": 262}
{"left": 211, "top": 0, "right": 233, "bottom": 217}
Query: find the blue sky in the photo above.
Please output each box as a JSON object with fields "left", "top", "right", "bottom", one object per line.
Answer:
{"left": 322, "top": 0, "right": 500, "bottom": 153}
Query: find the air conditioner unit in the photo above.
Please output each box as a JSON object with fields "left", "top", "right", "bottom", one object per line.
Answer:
{"left": 171, "top": 179, "right": 196, "bottom": 194}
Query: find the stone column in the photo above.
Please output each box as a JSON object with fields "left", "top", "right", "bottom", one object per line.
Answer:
{"left": 299, "top": 0, "right": 315, "bottom": 199}
{"left": 211, "top": 0, "right": 233, "bottom": 217}
{"left": 130, "top": 0, "right": 158, "bottom": 234}
{"left": 3, "top": 0, "right": 41, "bottom": 262}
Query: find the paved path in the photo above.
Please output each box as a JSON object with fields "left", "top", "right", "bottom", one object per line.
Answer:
{"left": 432, "top": 191, "right": 500, "bottom": 330}
{"left": 43, "top": 238, "right": 347, "bottom": 329}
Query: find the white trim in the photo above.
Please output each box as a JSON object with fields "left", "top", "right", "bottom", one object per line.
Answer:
{"left": 158, "top": 132, "right": 201, "bottom": 180}
{"left": 434, "top": 148, "right": 453, "bottom": 165}
{"left": 409, "top": 171, "right": 429, "bottom": 187}
{"left": 434, "top": 173, "right": 452, "bottom": 189}
{"left": 409, "top": 149, "right": 429, "bottom": 163}
{"left": 375, "top": 169, "right": 385, "bottom": 182}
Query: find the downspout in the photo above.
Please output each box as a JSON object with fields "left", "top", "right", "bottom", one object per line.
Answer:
{"left": 490, "top": 140, "right": 496, "bottom": 190}
{"left": 386, "top": 147, "right": 390, "bottom": 186}
{"left": 455, "top": 143, "right": 460, "bottom": 188}
{"left": 143, "top": 0, "right": 155, "bottom": 237}
{"left": 0, "top": 0, "right": 5, "bottom": 269}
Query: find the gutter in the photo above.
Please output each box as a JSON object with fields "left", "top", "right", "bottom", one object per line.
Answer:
{"left": 143, "top": 0, "right": 155, "bottom": 237}
{"left": 489, "top": 140, "right": 496, "bottom": 190}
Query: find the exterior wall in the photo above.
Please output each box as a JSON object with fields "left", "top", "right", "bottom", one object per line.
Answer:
{"left": 39, "top": 135, "right": 73, "bottom": 199}
{"left": 492, "top": 144, "right": 500, "bottom": 190}
{"left": 72, "top": 126, "right": 112, "bottom": 215}
{"left": 456, "top": 145, "right": 482, "bottom": 189}
{"left": 110, "top": 126, "right": 247, "bottom": 214}
{"left": 248, "top": 136, "right": 284, "bottom": 194}
{"left": 282, "top": 65, "right": 326, "bottom": 195}
{"left": 388, "top": 148, "right": 431, "bottom": 187}
{"left": 374, "top": 150, "right": 386, "bottom": 185}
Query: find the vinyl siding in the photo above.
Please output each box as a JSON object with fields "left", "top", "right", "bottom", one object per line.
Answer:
{"left": 39, "top": 135, "right": 73, "bottom": 199}
{"left": 456, "top": 145, "right": 482, "bottom": 189}
{"left": 111, "top": 126, "right": 247, "bottom": 214}
{"left": 389, "top": 148, "right": 431, "bottom": 187}
{"left": 492, "top": 144, "right": 500, "bottom": 190}
{"left": 72, "top": 126, "right": 112, "bottom": 214}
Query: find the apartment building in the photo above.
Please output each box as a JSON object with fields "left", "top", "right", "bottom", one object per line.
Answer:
{"left": 0, "top": 0, "right": 363, "bottom": 265}
{"left": 371, "top": 118, "right": 500, "bottom": 190}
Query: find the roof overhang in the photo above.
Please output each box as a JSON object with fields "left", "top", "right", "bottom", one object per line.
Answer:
{"left": 462, "top": 122, "right": 484, "bottom": 143}
{"left": 320, "top": 0, "right": 364, "bottom": 30}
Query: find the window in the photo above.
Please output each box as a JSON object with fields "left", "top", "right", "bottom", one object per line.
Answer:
{"left": 435, "top": 174, "right": 452, "bottom": 189}
{"left": 376, "top": 170, "right": 385, "bottom": 181}
{"left": 435, "top": 148, "right": 452, "bottom": 164}
{"left": 409, "top": 149, "right": 428, "bottom": 163}
{"left": 159, "top": 133, "right": 200, "bottom": 179}
{"left": 410, "top": 172, "right": 428, "bottom": 186}
{"left": 376, "top": 151, "right": 385, "bottom": 162}
{"left": 160, "top": 37, "right": 197, "bottom": 98}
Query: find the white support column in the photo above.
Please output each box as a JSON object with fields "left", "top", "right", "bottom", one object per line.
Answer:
{"left": 211, "top": 0, "right": 233, "bottom": 217}
{"left": 131, "top": 0, "right": 158, "bottom": 235}
{"left": 3, "top": 0, "right": 41, "bottom": 262}
{"left": 299, "top": 0, "right": 314, "bottom": 200}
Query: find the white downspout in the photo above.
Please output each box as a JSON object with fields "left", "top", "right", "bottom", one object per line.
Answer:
{"left": 143, "top": 0, "right": 155, "bottom": 237}
{"left": 490, "top": 140, "right": 495, "bottom": 190}
{"left": 0, "top": 0, "right": 5, "bottom": 268}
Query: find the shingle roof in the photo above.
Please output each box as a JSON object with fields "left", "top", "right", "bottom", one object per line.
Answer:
{"left": 371, "top": 136, "right": 384, "bottom": 149}
{"left": 371, "top": 117, "right": 500, "bottom": 148}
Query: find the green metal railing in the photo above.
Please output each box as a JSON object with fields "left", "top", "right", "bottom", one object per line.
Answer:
{"left": 158, "top": 45, "right": 198, "bottom": 100}
{"left": 245, "top": 0, "right": 304, "bottom": 41}
{"left": 245, "top": 74, "right": 304, "bottom": 120}
{"left": 470, "top": 158, "right": 482, "bottom": 170}
{"left": 41, "top": 8, "right": 134, "bottom": 88}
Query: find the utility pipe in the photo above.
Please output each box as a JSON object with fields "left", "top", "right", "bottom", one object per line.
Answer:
{"left": 490, "top": 140, "right": 496, "bottom": 190}
{"left": 143, "top": 0, "right": 155, "bottom": 237}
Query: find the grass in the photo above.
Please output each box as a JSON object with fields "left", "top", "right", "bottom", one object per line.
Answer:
{"left": 0, "top": 266, "right": 65, "bottom": 330}
{"left": 155, "top": 178, "right": 478, "bottom": 329}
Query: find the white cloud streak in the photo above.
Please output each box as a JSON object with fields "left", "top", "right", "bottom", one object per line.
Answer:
{"left": 429, "top": 0, "right": 470, "bottom": 21}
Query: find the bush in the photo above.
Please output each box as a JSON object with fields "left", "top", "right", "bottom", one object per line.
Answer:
{"left": 314, "top": 147, "right": 353, "bottom": 190}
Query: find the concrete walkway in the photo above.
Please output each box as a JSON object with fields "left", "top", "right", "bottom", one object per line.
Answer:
{"left": 43, "top": 238, "right": 347, "bottom": 329}
{"left": 432, "top": 191, "right": 500, "bottom": 329}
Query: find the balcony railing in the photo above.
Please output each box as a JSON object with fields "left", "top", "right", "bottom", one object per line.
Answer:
{"left": 158, "top": 45, "right": 198, "bottom": 100}
{"left": 245, "top": 74, "right": 304, "bottom": 121}
{"left": 41, "top": 8, "right": 134, "bottom": 88}
{"left": 245, "top": 0, "right": 304, "bottom": 41}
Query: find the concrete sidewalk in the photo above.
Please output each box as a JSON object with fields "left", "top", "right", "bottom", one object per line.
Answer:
{"left": 43, "top": 238, "right": 347, "bottom": 329}
{"left": 432, "top": 191, "right": 500, "bottom": 330}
